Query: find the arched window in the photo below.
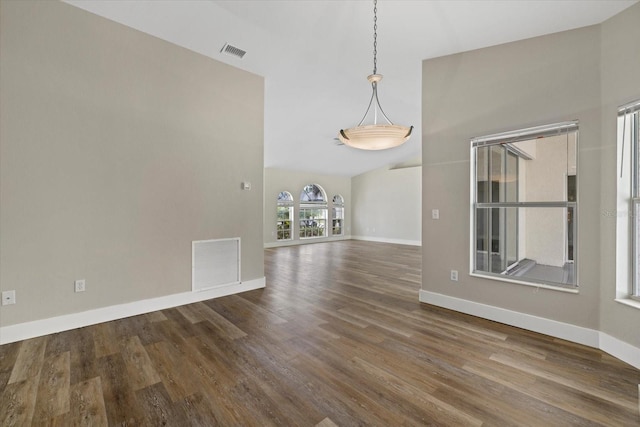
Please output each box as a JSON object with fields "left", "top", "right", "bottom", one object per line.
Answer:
{"left": 332, "top": 195, "right": 344, "bottom": 236}
{"left": 276, "top": 191, "right": 294, "bottom": 241}
{"left": 299, "top": 184, "right": 327, "bottom": 238}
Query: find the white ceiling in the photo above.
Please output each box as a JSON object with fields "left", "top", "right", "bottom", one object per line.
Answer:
{"left": 65, "top": 0, "right": 636, "bottom": 177}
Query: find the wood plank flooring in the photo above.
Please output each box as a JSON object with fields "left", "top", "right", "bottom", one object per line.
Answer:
{"left": 1, "top": 240, "right": 639, "bottom": 426}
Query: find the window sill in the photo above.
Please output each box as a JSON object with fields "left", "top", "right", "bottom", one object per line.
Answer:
{"left": 614, "top": 298, "right": 640, "bottom": 311}
{"left": 470, "top": 272, "right": 579, "bottom": 294}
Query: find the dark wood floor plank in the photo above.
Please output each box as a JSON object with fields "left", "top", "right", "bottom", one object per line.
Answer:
{"left": 180, "top": 340, "right": 250, "bottom": 425}
{"left": 67, "top": 327, "right": 98, "bottom": 386}
{"left": 120, "top": 335, "right": 161, "bottom": 391}
{"left": 33, "top": 351, "right": 70, "bottom": 423}
{"left": 290, "top": 351, "right": 410, "bottom": 426}
{"left": 145, "top": 340, "right": 197, "bottom": 402}
{"left": 96, "top": 353, "right": 145, "bottom": 426}
{"left": 351, "top": 355, "right": 483, "bottom": 426}
{"left": 0, "top": 341, "right": 21, "bottom": 391}
{"left": 490, "top": 352, "right": 638, "bottom": 412}
{"left": 177, "top": 392, "right": 225, "bottom": 426}
{"left": 8, "top": 337, "right": 47, "bottom": 384}
{"left": 0, "top": 378, "right": 39, "bottom": 426}
{"left": 135, "top": 382, "right": 188, "bottom": 426}
{"left": 92, "top": 322, "right": 119, "bottom": 359}
{"left": 190, "top": 301, "right": 248, "bottom": 340}
{"left": 68, "top": 376, "right": 108, "bottom": 427}
{"left": 1, "top": 240, "right": 638, "bottom": 425}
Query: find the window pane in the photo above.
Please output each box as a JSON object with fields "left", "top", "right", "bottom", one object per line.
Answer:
{"left": 514, "top": 134, "right": 576, "bottom": 203}
{"left": 635, "top": 200, "right": 640, "bottom": 296}
{"left": 299, "top": 207, "right": 327, "bottom": 239}
{"left": 476, "top": 147, "right": 489, "bottom": 203}
{"left": 506, "top": 151, "right": 518, "bottom": 202}
{"left": 276, "top": 204, "right": 293, "bottom": 241}
{"left": 472, "top": 124, "right": 578, "bottom": 289}
{"left": 490, "top": 146, "right": 503, "bottom": 202}
{"left": 474, "top": 206, "right": 575, "bottom": 287}
{"left": 475, "top": 207, "right": 518, "bottom": 274}
{"left": 635, "top": 114, "right": 640, "bottom": 198}
{"left": 277, "top": 191, "right": 293, "bottom": 202}
{"left": 332, "top": 206, "right": 344, "bottom": 236}
{"left": 300, "top": 184, "right": 325, "bottom": 203}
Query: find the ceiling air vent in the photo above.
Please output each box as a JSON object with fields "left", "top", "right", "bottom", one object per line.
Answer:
{"left": 220, "top": 43, "right": 246, "bottom": 59}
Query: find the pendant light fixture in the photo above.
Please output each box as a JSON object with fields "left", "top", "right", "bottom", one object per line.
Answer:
{"left": 338, "top": 0, "right": 413, "bottom": 150}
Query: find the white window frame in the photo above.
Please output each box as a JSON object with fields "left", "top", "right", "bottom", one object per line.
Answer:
{"left": 299, "top": 207, "right": 327, "bottom": 239}
{"left": 470, "top": 121, "right": 579, "bottom": 291}
{"left": 276, "top": 191, "right": 294, "bottom": 241}
{"left": 617, "top": 100, "right": 640, "bottom": 303}
{"left": 332, "top": 195, "right": 345, "bottom": 236}
{"left": 299, "top": 184, "right": 328, "bottom": 239}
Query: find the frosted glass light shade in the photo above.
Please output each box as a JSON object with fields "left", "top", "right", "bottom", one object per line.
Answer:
{"left": 339, "top": 124, "right": 413, "bottom": 150}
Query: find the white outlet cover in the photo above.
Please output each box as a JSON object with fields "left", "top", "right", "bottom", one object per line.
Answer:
{"left": 2, "top": 290, "right": 16, "bottom": 305}
{"left": 75, "top": 279, "right": 86, "bottom": 292}
{"left": 432, "top": 209, "right": 440, "bottom": 220}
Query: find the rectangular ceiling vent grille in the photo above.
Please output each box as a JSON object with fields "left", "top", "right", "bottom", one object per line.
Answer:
{"left": 221, "top": 43, "right": 246, "bottom": 59}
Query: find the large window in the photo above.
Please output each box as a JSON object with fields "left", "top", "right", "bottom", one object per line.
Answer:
{"left": 618, "top": 100, "right": 640, "bottom": 299}
{"left": 299, "top": 184, "right": 327, "bottom": 239}
{"left": 332, "top": 195, "right": 344, "bottom": 236}
{"left": 276, "top": 191, "right": 294, "bottom": 241}
{"left": 471, "top": 122, "right": 578, "bottom": 289}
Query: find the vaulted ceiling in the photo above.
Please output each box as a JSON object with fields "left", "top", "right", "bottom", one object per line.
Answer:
{"left": 65, "top": 1, "right": 636, "bottom": 176}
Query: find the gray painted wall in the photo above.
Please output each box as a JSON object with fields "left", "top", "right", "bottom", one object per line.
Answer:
{"left": 600, "top": 3, "right": 640, "bottom": 348}
{"left": 422, "top": 25, "right": 602, "bottom": 328}
{"left": 422, "top": 2, "right": 640, "bottom": 349}
{"left": 352, "top": 164, "right": 422, "bottom": 245}
{"left": 0, "top": 1, "right": 264, "bottom": 325}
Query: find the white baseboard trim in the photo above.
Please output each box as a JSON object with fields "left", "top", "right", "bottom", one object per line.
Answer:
{"left": 0, "top": 277, "right": 265, "bottom": 345}
{"left": 600, "top": 332, "right": 640, "bottom": 370}
{"left": 419, "top": 290, "right": 599, "bottom": 347}
{"left": 419, "top": 290, "right": 640, "bottom": 369}
{"left": 351, "top": 236, "right": 422, "bottom": 246}
{"left": 264, "top": 235, "right": 352, "bottom": 249}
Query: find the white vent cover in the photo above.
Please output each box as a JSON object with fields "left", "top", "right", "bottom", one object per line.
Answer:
{"left": 192, "top": 238, "right": 241, "bottom": 291}
{"left": 220, "top": 43, "right": 246, "bottom": 59}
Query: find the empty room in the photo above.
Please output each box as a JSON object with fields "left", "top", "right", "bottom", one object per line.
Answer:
{"left": 1, "top": 1, "right": 639, "bottom": 425}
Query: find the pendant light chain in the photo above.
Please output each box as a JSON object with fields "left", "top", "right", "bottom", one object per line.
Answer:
{"left": 373, "top": 0, "right": 378, "bottom": 75}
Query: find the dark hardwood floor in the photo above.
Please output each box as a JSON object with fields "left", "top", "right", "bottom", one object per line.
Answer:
{"left": 1, "top": 240, "right": 639, "bottom": 426}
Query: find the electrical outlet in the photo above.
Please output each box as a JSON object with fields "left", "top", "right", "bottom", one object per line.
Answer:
{"left": 432, "top": 209, "right": 440, "bottom": 220}
{"left": 2, "top": 290, "right": 16, "bottom": 305}
{"left": 450, "top": 270, "right": 459, "bottom": 281}
{"left": 74, "top": 279, "right": 86, "bottom": 293}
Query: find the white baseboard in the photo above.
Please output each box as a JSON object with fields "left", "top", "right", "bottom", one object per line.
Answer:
{"left": 600, "top": 332, "right": 640, "bottom": 370}
{"left": 264, "top": 236, "right": 421, "bottom": 248}
{"left": 419, "top": 290, "right": 640, "bottom": 369}
{"left": 264, "top": 235, "right": 351, "bottom": 249}
{"left": 0, "top": 277, "right": 265, "bottom": 345}
{"left": 351, "top": 236, "right": 422, "bottom": 246}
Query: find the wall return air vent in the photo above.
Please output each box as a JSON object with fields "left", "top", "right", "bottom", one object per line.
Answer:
{"left": 220, "top": 43, "right": 246, "bottom": 59}
{"left": 192, "top": 238, "right": 241, "bottom": 292}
